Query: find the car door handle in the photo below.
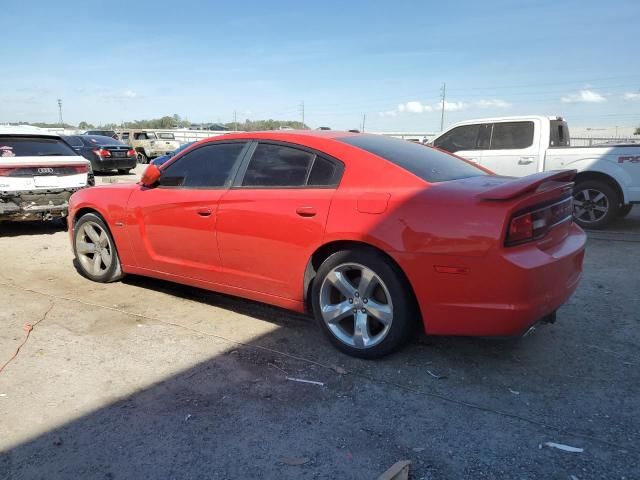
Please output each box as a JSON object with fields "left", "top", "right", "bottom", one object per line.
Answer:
{"left": 296, "top": 206, "right": 317, "bottom": 217}
{"left": 518, "top": 157, "right": 534, "bottom": 165}
{"left": 196, "top": 208, "right": 213, "bottom": 217}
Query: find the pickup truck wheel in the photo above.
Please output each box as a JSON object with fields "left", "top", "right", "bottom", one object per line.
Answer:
{"left": 618, "top": 204, "right": 633, "bottom": 218}
{"left": 572, "top": 181, "right": 620, "bottom": 229}
{"left": 136, "top": 152, "right": 148, "bottom": 164}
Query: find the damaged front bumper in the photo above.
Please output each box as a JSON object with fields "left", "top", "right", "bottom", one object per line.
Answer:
{"left": 0, "top": 187, "right": 84, "bottom": 221}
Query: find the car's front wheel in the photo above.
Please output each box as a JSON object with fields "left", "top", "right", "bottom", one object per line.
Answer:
{"left": 73, "top": 213, "right": 124, "bottom": 283}
{"left": 311, "top": 248, "right": 416, "bottom": 358}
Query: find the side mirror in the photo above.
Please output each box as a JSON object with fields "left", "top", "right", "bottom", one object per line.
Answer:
{"left": 140, "top": 164, "right": 161, "bottom": 188}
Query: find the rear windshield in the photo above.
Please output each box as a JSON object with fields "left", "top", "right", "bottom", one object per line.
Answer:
{"left": 0, "top": 136, "right": 77, "bottom": 157}
{"left": 338, "top": 135, "right": 487, "bottom": 183}
{"left": 83, "top": 135, "right": 125, "bottom": 146}
{"left": 549, "top": 120, "right": 570, "bottom": 147}
{"left": 158, "top": 133, "right": 175, "bottom": 140}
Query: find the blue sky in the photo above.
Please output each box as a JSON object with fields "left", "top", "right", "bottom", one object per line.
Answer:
{"left": 1, "top": 0, "right": 639, "bottom": 131}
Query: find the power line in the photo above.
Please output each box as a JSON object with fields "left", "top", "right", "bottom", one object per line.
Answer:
{"left": 440, "top": 83, "right": 446, "bottom": 132}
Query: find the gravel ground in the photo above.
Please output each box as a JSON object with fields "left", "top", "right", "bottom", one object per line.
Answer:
{"left": 0, "top": 166, "right": 638, "bottom": 479}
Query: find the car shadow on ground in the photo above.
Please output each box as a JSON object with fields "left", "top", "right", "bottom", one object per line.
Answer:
{"left": 0, "top": 220, "right": 67, "bottom": 238}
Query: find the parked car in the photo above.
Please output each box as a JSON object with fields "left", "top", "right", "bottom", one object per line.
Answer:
{"left": 64, "top": 135, "right": 137, "bottom": 174}
{"left": 68, "top": 131, "right": 585, "bottom": 358}
{"left": 0, "top": 125, "right": 92, "bottom": 222}
{"left": 84, "top": 130, "right": 118, "bottom": 140}
{"left": 151, "top": 141, "right": 194, "bottom": 166}
{"left": 118, "top": 130, "right": 180, "bottom": 164}
{"left": 429, "top": 116, "right": 640, "bottom": 228}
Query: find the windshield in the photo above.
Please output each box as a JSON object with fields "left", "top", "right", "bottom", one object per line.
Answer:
{"left": 0, "top": 136, "right": 77, "bottom": 157}
{"left": 338, "top": 135, "right": 487, "bottom": 183}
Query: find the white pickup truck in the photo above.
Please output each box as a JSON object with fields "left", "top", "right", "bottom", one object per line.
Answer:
{"left": 0, "top": 125, "right": 92, "bottom": 222}
{"left": 430, "top": 115, "right": 640, "bottom": 228}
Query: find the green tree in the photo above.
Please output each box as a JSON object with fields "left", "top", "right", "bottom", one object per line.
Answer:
{"left": 78, "top": 121, "right": 95, "bottom": 130}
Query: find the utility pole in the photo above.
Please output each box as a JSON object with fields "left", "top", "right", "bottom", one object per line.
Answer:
{"left": 361, "top": 113, "right": 366, "bottom": 133}
{"left": 57, "top": 99, "right": 63, "bottom": 127}
{"left": 234, "top": 110, "right": 238, "bottom": 131}
{"left": 439, "top": 83, "right": 446, "bottom": 132}
{"left": 300, "top": 101, "right": 305, "bottom": 129}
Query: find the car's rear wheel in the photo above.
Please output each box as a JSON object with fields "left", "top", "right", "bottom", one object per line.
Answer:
{"left": 73, "top": 213, "right": 124, "bottom": 283}
{"left": 136, "top": 151, "right": 148, "bottom": 164}
{"left": 311, "top": 248, "right": 416, "bottom": 358}
{"left": 572, "top": 180, "right": 620, "bottom": 229}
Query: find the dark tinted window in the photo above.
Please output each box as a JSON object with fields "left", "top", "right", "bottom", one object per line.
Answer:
{"left": 432, "top": 125, "right": 480, "bottom": 153}
{"left": 490, "top": 122, "right": 534, "bottom": 149}
{"left": 121, "top": 133, "right": 129, "bottom": 140}
{"left": 307, "top": 156, "right": 341, "bottom": 186}
{"left": 339, "top": 135, "right": 486, "bottom": 183}
{"left": 64, "top": 136, "right": 84, "bottom": 147}
{"left": 0, "top": 136, "right": 77, "bottom": 157}
{"left": 242, "top": 144, "right": 315, "bottom": 187}
{"left": 549, "top": 120, "right": 570, "bottom": 147}
{"left": 83, "top": 135, "right": 124, "bottom": 146}
{"left": 160, "top": 142, "right": 245, "bottom": 188}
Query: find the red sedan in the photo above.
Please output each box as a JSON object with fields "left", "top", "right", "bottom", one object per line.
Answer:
{"left": 68, "top": 131, "right": 586, "bottom": 358}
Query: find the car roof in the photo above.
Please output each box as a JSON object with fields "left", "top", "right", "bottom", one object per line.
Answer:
{"left": 0, "top": 125, "right": 61, "bottom": 137}
{"left": 201, "top": 129, "right": 360, "bottom": 143}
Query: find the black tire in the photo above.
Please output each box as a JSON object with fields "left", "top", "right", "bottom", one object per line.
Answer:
{"left": 618, "top": 204, "right": 633, "bottom": 218}
{"left": 572, "top": 180, "right": 620, "bottom": 230}
{"left": 136, "top": 151, "right": 148, "bottom": 164}
{"left": 311, "top": 248, "right": 417, "bottom": 359}
{"left": 73, "top": 213, "right": 124, "bottom": 283}
{"left": 117, "top": 168, "right": 132, "bottom": 175}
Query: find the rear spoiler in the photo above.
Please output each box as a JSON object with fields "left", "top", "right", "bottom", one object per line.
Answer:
{"left": 478, "top": 170, "right": 576, "bottom": 201}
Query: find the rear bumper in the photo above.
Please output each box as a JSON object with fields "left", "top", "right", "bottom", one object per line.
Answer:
{"left": 0, "top": 187, "right": 85, "bottom": 221}
{"left": 94, "top": 157, "right": 137, "bottom": 171}
{"left": 396, "top": 223, "right": 586, "bottom": 336}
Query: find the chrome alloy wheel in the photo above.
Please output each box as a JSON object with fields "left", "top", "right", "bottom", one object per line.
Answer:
{"left": 573, "top": 188, "right": 609, "bottom": 224}
{"left": 75, "top": 221, "right": 114, "bottom": 276}
{"left": 319, "top": 263, "right": 393, "bottom": 349}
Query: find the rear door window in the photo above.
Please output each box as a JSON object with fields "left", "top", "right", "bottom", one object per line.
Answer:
{"left": 241, "top": 143, "right": 315, "bottom": 187}
{"left": 432, "top": 125, "right": 481, "bottom": 153}
{"left": 489, "top": 122, "right": 534, "bottom": 149}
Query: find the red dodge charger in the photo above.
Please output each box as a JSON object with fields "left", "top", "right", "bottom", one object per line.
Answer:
{"left": 68, "top": 131, "right": 586, "bottom": 358}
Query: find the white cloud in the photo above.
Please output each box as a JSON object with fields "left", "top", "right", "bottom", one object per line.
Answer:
{"left": 561, "top": 89, "right": 606, "bottom": 103}
{"left": 475, "top": 99, "right": 511, "bottom": 108}
{"left": 624, "top": 92, "right": 640, "bottom": 100}
{"left": 122, "top": 90, "right": 138, "bottom": 98}
{"left": 384, "top": 97, "right": 510, "bottom": 117}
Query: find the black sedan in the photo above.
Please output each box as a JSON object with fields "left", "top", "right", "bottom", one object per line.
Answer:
{"left": 64, "top": 135, "right": 137, "bottom": 174}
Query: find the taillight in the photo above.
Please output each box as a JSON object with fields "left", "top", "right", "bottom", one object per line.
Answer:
{"left": 71, "top": 164, "right": 89, "bottom": 174}
{"left": 0, "top": 167, "right": 18, "bottom": 176}
{"left": 127, "top": 149, "right": 136, "bottom": 157}
{"left": 93, "top": 148, "right": 111, "bottom": 157}
{"left": 506, "top": 197, "right": 573, "bottom": 246}
{"left": 507, "top": 213, "right": 533, "bottom": 245}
